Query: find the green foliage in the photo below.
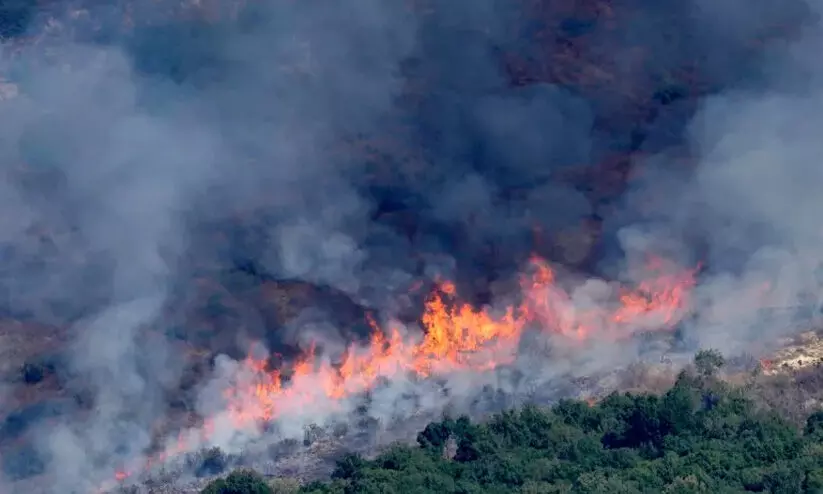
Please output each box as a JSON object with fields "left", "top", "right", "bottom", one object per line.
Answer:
{"left": 806, "top": 411, "right": 823, "bottom": 437}
{"left": 693, "top": 349, "right": 725, "bottom": 378}
{"left": 201, "top": 469, "right": 274, "bottom": 494}
{"left": 268, "top": 478, "right": 301, "bottom": 494}
{"left": 210, "top": 352, "right": 823, "bottom": 494}
{"left": 192, "top": 446, "right": 229, "bottom": 477}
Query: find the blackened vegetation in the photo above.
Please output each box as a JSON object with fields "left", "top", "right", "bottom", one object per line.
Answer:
{"left": 17, "top": 352, "right": 70, "bottom": 386}
{"left": 157, "top": 216, "right": 377, "bottom": 363}
{"left": 20, "top": 361, "right": 50, "bottom": 385}
{"left": 0, "top": 0, "right": 35, "bottom": 39}
{"left": 205, "top": 353, "right": 823, "bottom": 494}
{"left": 0, "top": 400, "right": 67, "bottom": 480}
{"left": 3, "top": 443, "right": 48, "bottom": 481}
{"left": 190, "top": 446, "right": 231, "bottom": 478}
{"left": 0, "top": 400, "right": 71, "bottom": 444}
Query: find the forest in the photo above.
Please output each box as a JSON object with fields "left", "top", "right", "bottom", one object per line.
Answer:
{"left": 198, "top": 351, "right": 823, "bottom": 494}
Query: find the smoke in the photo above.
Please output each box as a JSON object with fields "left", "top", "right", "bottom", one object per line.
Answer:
{"left": 615, "top": 1, "right": 823, "bottom": 354}
{"left": 0, "top": 32, "right": 224, "bottom": 490}
{"left": 683, "top": 89, "right": 823, "bottom": 349}
{"left": 1, "top": 0, "right": 822, "bottom": 491}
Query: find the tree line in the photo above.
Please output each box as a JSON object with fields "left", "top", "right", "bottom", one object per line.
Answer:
{"left": 201, "top": 350, "right": 823, "bottom": 494}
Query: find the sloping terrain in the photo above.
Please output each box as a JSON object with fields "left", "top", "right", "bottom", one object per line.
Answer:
{"left": 0, "top": 1, "right": 820, "bottom": 493}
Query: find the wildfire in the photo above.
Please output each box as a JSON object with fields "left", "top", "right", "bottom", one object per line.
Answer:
{"left": 104, "top": 254, "right": 696, "bottom": 490}
{"left": 522, "top": 255, "right": 697, "bottom": 340}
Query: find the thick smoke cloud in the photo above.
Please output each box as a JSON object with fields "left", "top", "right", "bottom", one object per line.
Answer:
{"left": 0, "top": 34, "right": 223, "bottom": 491}
{"left": 613, "top": 1, "right": 823, "bottom": 354}
{"left": 0, "top": 0, "right": 821, "bottom": 491}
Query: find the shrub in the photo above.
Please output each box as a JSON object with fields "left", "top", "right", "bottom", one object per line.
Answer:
{"left": 200, "top": 469, "right": 274, "bottom": 494}
{"left": 21, "top": 361, "right": 49, "bottom": 384}
{"left": 193, "top": 446, "right": 229, "bottom": 477}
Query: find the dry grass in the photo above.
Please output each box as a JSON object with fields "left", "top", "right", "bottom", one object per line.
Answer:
{"left": 762, "top": 331, "right": 823, "bottom": 375}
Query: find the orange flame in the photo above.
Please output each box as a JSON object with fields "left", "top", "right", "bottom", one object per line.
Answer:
{"left": 521, "top": 255, "right": 697, "bottom": 340}
{"left": 103, "top": 254, "right": 696, "bottom": 490}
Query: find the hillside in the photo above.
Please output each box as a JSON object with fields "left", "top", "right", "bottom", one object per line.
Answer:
{"left": 1, "top": 1, "right": 823, "bottom": 494}
{"left": 196, "top": 352, "right": 823, "bottom": 494}
{"left": 86, "top": 346, "right": 823, "bottom": 494}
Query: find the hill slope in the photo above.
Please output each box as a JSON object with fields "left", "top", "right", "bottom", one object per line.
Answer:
{"left": 201, "top": 352, "right": 823, "bottom": 494}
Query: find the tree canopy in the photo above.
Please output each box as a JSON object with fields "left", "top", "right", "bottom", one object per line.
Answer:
{"left": 202, "top": 356, "right": 823, "bottom": 494}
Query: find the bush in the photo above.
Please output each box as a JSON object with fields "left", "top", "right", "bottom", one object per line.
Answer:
{"left": 20, "top": 362, "right": 45, "bottom": 384}
{"left": 193, "top": 447, "right": 229, "bottom": 477}
{"left": 204, "top": 352, "right": 823, "bottom": 494}
{"left": 693, "top": 349, "right": 725, "bottom": 378}
{"left": 289, "top": 351, "right": 823, "bottom": 494}
{"left": 201, "top": 469, "right": 273, "bottom": 494}
{"left": 21, "top": 360, "right": 54, "bottom": 384}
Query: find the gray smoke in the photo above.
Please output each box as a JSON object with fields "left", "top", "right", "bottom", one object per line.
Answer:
{"left": 616, "top": 1, "right": 823, "bottom": 354}
{"left": 0, "top": 39, "right": 224, "bottom": 491}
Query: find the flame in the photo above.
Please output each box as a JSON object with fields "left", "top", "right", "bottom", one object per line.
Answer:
{"left": 103, "top": 254, "right": 696, "bottom": 490}
{"left": 521, "top": 255, "right": 697, "bottom": 340}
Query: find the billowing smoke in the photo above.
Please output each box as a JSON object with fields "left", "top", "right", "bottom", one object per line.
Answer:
{"left": 0, "top": 0, "right": 821, "bottom": 492}
{"left": 614, "top": 0, "right": 823, "bottom": 353}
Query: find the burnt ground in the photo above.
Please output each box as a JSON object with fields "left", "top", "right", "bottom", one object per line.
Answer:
{"left": 0, "top": 0, "right": 818, "bottom": 492}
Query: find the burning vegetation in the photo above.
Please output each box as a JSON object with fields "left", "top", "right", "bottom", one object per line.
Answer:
{"left": 103, "top": 254, "right": 697, "bottom": 487}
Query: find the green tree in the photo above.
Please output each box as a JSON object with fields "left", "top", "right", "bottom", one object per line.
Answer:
{"left": 805, "top": 410, "right": 823, "bottom": 437}
{"left": 806, "top": 468, "right": 823, "bottom": 494}
{"left": 201, "top": 469, "right": 274, "bottom": 494}
{"left": 281, "top": 350, "right": 823, "bottom": 494}
{"left": 693, "top": 350, "right": 725, "bottom": 378}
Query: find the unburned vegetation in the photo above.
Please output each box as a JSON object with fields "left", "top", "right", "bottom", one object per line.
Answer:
{"left": 199, "top": 350, "right": 823, "bottom": 494}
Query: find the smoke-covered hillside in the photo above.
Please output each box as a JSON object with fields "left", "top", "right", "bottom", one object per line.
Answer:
{"left": 1, "top": 1, "right": 823, "bottom": 492}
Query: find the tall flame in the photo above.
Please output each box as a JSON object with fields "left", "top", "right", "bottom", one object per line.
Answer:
{"left": 102, "top": 254, "right": 696, "bottom": 490}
